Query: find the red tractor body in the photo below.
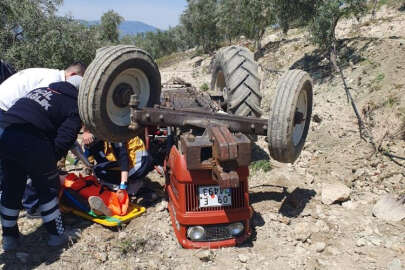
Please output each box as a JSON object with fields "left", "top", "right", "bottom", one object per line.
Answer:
{"left": 166, "top": 145, "right": 252, "bottom": 249}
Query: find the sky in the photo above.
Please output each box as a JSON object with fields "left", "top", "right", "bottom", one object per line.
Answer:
{"left": 57, "top": 0, "right": 188, "bottom": 30}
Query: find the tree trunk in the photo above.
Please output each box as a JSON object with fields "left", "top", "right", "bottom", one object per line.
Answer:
{"left": 371, "top": 0, "right": 378, "bottom": 19}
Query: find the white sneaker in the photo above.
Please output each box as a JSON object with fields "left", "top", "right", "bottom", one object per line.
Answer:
{"left": 88, "top": 196, "right": 112, "bottom": 216}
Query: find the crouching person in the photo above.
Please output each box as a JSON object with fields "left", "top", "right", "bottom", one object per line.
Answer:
{"left": 0, "top": 76, "right": 83, "bottom": 251}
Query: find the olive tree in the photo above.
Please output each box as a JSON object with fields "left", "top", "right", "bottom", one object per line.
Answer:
{"left": 307, "top": 0, "right": 367, "bottom": 66}
{"left": 239, "top": 0, "right": 276, "bottom": 50}
{"left": 1, "top": 0, "right": 100, "bottom": 70}
{"left": 180, "top": 0, "right": 220, "bottom": 53}
{"left": 100, "top": 10, "right": 124, "bottom": 43}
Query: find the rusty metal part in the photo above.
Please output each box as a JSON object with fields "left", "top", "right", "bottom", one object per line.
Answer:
{"left": 161, "top": 86, "right": 221, "bottom": 112}
{"left": 179, "top": 126, "right": 252, "bottom": 189}
{"left": 130, "top": 92, "right": 259, "bottom": 188}
{"left": 131, "top": 106, "right": 268, "bottom": 136}
{"left": 212, "top": 164, "right": 239, "bottom": 188}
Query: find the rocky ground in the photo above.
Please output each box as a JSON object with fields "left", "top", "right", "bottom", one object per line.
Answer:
{"left": 1, "top": 5, "right": 404, "bottom": 270}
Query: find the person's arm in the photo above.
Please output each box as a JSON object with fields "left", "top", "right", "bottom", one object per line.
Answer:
{"left": 54, "top": 113, "right": 82, "bottom": 160}
{"left": 120, "top": 170, "right": 129, "bottom": 189}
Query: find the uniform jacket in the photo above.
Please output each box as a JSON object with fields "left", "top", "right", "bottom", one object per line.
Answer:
{"left": 0, "top": 68, "right": 65, "bottom": 111}
{"left": 0, "top": 81, "right": 82, "bottom": 160}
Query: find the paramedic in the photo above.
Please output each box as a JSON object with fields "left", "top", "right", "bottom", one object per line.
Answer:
{"left": 0, "top": 76, "right": 83, "bottom": 251}
{"left": 89, "top": 138, "right": 153, "bottom": 196}
{"left": 0, "top": 62, "right": 86, "bottom": 213}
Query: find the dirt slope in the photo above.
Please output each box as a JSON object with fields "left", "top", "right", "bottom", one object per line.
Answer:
{"left": 1, "top": 5, "right": 404, "bottom": 270}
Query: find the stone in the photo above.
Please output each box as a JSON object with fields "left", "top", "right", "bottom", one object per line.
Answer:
{"left": 356, "top": 238, "right": 367, "bottom": 247}
{"left": 325, "top": 246, "right": 341, "bottom": 256}
{"left": 195, "top": 250, "right": 214, "bottom": 262}
{"left": 372, "top": 195, "right": 405, "bottom": 222}
{"left": 16, "top": 252, "right": 29, "bottom": 264}
{"left": 388, "top": 259, "right": 402, "bottom": 270}
{"left": 312, "top": 114, "right": 322, "bottom": 123}
{"left": 293, "top": 222, "right": 312, "bottom": 242}
{"left": 321, "top": 183, "right": 351, "bottom": 205}
{"left": 342, "top": 200, "right": 358, "bottom": 210}
{"left": 156, "top": 200, "right": 168, "bottom": 212}
{"left": 118, "top": 231, "right": 128, "bottom": 240}
{"left": 312, "top": 242, "right": 326, "bottom": 253}
{"left": 314, "top": 220, "right": 330, "bottom": 233}
{"left": 238, "top": 254, "right": 248, "bottom": 263}
{"left": 367, "top": 236, "right": 382, "bottom": 246}
{"left": 95, "top": 252, "right": 108, "bottom": 262}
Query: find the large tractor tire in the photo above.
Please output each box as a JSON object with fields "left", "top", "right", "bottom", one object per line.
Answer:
{"left": 268, "top": 69, "right": 313, "bottom": 163}
{"left": 211, "top": 46, "right": 262, "bottom": 117}
{"left": 79, "top": 45, "right": 161, "bottom": 142}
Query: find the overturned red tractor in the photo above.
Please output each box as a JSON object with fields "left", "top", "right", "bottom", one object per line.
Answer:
{"left": 78, "top": 45, "right": 313, "bottom": 248}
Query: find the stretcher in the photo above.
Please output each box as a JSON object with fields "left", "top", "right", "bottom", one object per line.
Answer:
{"left": 60, "top": 202, "right": 146, "bottom": 227}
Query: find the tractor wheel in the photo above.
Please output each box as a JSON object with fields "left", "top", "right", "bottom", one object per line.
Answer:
{"left": 211, "top": 46, "right": 262, "bottom": 117}
{"left": 268, "top": 69, "right": 313, "bottom": 163}
{"left": 79, "top": 45, "right": 161, "bottom": 142}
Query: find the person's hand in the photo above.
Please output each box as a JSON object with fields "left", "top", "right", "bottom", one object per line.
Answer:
{"left": 82, "top": 131, "right": 95, "bottom": 145}
{"left": 116, "top": 189, "right": 128, "bottom": 204}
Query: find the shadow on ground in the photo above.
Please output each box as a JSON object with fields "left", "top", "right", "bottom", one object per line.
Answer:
{"left": 0, "top": 216, "right": 92, "bottom": 269}
{"left": 252, "top": 143, "right": 270, "bottom": 162}
{"left": 243, "top": 186, "right": 316, "bottom": 247}
{"left": 255, "top": 38, "right": 301, "bottom": 61}
{"left": 290, "top": 37, "right": 379, "bottom": 84}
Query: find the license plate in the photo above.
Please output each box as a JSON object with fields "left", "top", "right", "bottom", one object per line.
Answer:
{"left": 199, "top": 186, "right": 232, "bottom": 208}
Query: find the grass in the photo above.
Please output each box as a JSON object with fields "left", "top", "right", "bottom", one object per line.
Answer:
{"left": 249, "top": 160, "right": 272, "bottom": 173}
{"left": 118, "top": 239, "right": 134, "bottom": 255}
{"left": 200, "top": 82, "right": 209, "bottom": 91}
{"left": 369, "top": 72, "right": 385, "bottom": 92}
{"left": 118, "top": 237, "right": 148, "bottom": 255}
{"left": 375, "top": 73, "right": 385, "bottom": 82}
{"left": 383, "top": 95, "right": 400, "bottom": 108}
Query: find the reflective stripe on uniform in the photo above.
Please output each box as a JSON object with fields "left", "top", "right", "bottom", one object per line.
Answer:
{"left": 1, "top": 218, "right": 17, "bottom": 227}
{"left": 0, "top": 204, "right": 19, "bottom": 217}
{"left": 42, "top": 209, "right": 61, "bottom": 223}
{"left": 129, "top": 150, "right": 148, "bottom": 176}
{"left": 39, "top": 197, "right": 58, "bottom": 212}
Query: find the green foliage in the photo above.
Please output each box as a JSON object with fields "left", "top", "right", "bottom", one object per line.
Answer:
{"left": 273, "top": 0, "right": 317, "bottom": 33}
{"left": 308, "top": 0, "right": 368, "bottom": 52}
{"left": 1, "top": 0, "right": 100, "bottom": 70}
{"left": 181, "top": 0, "right": 220, "bottom": 53}
{"left": 249, "top": 160, "right": 272, "bottom": 173}
{"left": 100, "top": 10, "right": 124, "bottom": 43}
{"left": 121, "top": 25, "right": 193, "bottom": 59}
{"left": 217, "top": 0, "right": 243, "bottom": 44}
{"left": 375, "top": 73, "right": 385, "bottom": 82}
{"left": 200, "top": 83, "right": 209, "bottom": 91}
{"left": 118, "top": 237, "right": 147, "bottom": 255}
{"left": 239, "top": 0, "right": 276, "bottom": 49}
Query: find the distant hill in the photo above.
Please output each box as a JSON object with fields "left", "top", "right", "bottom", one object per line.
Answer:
{"left": 82, "top": 20, "right": 159, "bottom": 36}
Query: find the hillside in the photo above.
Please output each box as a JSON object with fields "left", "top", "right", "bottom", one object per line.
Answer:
{"left": 82, "top": 20, "right": 159, "bottom": 36}
{"left": 1, "top": 5, "right": 404, "bottom": 270}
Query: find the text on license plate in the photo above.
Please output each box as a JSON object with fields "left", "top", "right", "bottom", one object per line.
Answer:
{"left": 199, "top": 186, "right": 232, "bottom": 207}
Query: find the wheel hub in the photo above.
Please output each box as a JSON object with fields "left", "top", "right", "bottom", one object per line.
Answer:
{"left": 113, "top": 83, "right": 134, "bottom": 108}
{"left": 294, "top": 111, "right": 304, "bottom": 125}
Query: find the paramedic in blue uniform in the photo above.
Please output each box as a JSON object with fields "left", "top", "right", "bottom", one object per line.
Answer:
{"left": 0, "top": 63, "right": 94, "bottom": 215}
{"left": 0, "top": 75, "right": 83, "bottom": 251}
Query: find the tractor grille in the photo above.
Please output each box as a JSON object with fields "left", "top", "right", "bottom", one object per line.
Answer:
{"left": 188, "top": 224, "right": 244, "bottom": 242}
{"left": 185, "top": 184, "right": 245, "bottom": 212}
